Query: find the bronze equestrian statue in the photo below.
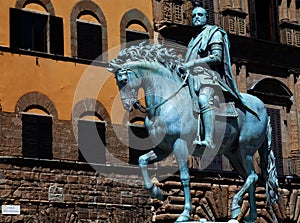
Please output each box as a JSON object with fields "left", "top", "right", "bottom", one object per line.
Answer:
{"left": 107, "top": 6, "right": 279, "bottom": 223}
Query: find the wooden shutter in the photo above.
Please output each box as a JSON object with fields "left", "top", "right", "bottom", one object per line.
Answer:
{"left": 248, "top": 0, "right": 257, "bottom": 38}
{"left": 10, "top": 8, "right": 22, "bottom": 50}
{"left": 78, "top": 119, "right": 106, "bottom": 164}
{"left": 77, "top": 21, "right": 102, "bottom": 60}
{"left": 32, "top": 13, "right": 47, "bottom": 52}
{"left": 128, "top": 125, "right": 153, "bottom": 165}
{"left": 50, "top": 15, "right": 64, "bottom": 55}
{"left": 22, "top": 114, "right": 53, "bottom": 159}
{"left": 267, "top": 108, "right": 284, "bottom": 175}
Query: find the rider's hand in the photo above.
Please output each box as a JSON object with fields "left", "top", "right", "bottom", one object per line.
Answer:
{"left": 177, "top": 65, "right": 188, "bottom": 76}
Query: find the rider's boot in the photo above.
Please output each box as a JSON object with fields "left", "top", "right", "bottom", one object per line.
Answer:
{"left": 193, "top": 107, "right": 216, "bottom": 150}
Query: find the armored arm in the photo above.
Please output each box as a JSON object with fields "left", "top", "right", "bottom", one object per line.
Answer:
{"left": 185, "top": 31, "right": 223, "bottom": 68}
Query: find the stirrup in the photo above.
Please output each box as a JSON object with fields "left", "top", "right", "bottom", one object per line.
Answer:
{"left": 193, "top": 139, "right": 215, "bottom": 150}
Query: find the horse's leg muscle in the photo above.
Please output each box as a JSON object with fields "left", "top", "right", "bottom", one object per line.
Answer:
{"left": 173, "top": 138, "right": 191, "bottom": 222}
{"left": 224, "top": 152, "right": 246, "bottom": 178}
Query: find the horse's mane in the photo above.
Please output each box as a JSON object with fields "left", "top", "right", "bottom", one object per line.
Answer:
{"left": 110, "top": 42, "right": 183, "bottom": 71}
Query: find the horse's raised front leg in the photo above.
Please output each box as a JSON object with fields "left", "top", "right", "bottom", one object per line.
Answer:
{"left": 231, "top": 154, "right": 258, "bottom": 223}
{"left": 173, "top": 138, "right": 191, "bottom": 222}
{"left": 138, "top": 150, "right": 163, "bottom": 200}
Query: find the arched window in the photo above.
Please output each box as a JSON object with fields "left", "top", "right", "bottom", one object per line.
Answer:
{"left": 77, "top": 13, "right": 103, "bottom": 60}
{"left": 10, "top": 1, "right": 64, "bottom": 55}
{"left": 72, "top": 98, "right": 109, "bottom": 164}
{"left": 16, "top": 92, "right": 57, "bottom": 160}
{"left": 120, "top": 9, "right": 153, "bottom": 45}
{"left": 22, "top": 106, "right": 53, "bottom": 159}
{"left": 70, "top": 0, "right": 107, "bottom": 61}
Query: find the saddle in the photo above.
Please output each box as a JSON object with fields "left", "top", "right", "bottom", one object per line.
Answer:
{"left": 187, "top": 74, "right": 238, "bottom": 118}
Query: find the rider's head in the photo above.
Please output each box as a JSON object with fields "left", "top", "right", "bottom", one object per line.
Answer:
{"left": 192, "top": 7, "right": 208, "bottom": 28}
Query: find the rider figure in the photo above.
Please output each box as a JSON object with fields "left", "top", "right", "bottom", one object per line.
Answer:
{"left": 181, "top": 6, "right": 242, "bottom": 150}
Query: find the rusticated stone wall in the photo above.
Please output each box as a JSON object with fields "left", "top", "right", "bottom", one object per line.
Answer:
{"left": 1, "top": 109, "right": 300, "bottom": 223}
{"left": 152, "top": 174, "right": 300, "bottom": 223}
{"left": 0, "top": 159, "right": 152, "bottom": 223}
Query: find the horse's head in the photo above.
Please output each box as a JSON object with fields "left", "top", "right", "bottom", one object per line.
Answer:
{"left": 107, "top": 42, "right": 183, "bottom": 112}
{"left": 108, "top": 63, "right": 141, "bottom": 112}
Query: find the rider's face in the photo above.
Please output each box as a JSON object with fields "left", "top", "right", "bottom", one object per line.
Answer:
{"left": 192, "top": 7, "right": 207, "bottom": 27}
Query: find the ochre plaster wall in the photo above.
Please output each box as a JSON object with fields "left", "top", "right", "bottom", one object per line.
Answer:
{"left": 0, "top": 0, "right": 153, "bottom": 121}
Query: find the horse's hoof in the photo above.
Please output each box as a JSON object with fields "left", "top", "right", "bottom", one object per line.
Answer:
{"left": 230, "top": 206, "right": 241, "bottom": 219}
{"left": 174, "top": 212, "right": 190, "bottom": 222}
{"left": 148, "top": 185, "right": 163, "bottom": 200}
{"left": 245, "top": 215, "right": 256, "bottom": 223}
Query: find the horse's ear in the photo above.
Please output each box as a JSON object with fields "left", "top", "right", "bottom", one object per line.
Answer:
{"left": 106, "top": 62, "right": 121, "bottom": 73}
{"left": 192, "top": 0, "right": 201, "bottom": 7}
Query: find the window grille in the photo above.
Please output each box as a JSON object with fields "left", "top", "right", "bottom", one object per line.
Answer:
{"left": 174, "top": 3, "right": 183, "bottom": 23}
{"left": 238, "top": 18, "right": 246, "bottom": 35}
{"left": 228, "top": 16, "right": 236, "bottom": 33}
{"left": 295, "top": 31, "right": 300, "bottom": 47}
{"left": 287, "top": 30, "right": 293, "bottom": 45}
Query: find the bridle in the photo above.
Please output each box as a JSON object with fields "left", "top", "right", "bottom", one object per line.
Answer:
{"left": 118, "top": 67, "right": 189, "bottom": 114}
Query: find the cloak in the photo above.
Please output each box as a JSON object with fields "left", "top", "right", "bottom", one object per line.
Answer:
{"left": 184, "top": 25, "right": 242, "bottom": 101}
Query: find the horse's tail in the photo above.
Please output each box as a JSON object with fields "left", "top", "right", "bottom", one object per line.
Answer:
{"left": 258, "top": 116, "right": 279, "bottom": 205}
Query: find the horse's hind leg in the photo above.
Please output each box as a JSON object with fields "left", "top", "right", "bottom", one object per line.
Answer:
{"left": 173, "top": 138, "right": 191, "bottom": 222}
{"left": 246, "top": 174, "right": 258, "bottom": 223}
{"left": 224, "top": 152, "right": 246, "bottom": 218}
{"left": 139, "top": 149, "right": 169, "bottom": 200}
{"left": 230, "top": 153, "right": 258, "bottom": 223}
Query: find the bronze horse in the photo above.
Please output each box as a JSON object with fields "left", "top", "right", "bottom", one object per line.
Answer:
{"left": 108, "top": 43, "right": 279, "bottom": 223}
